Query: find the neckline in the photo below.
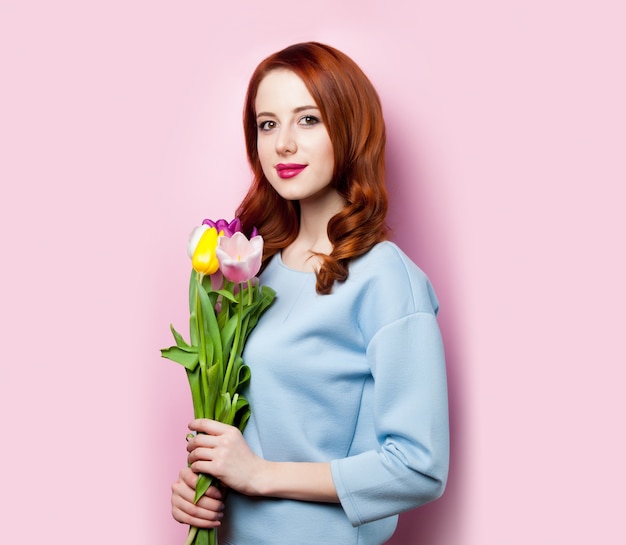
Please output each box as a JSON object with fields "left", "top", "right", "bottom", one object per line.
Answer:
{"left": 276, "top": 251, "right": 317, "bottom": 275}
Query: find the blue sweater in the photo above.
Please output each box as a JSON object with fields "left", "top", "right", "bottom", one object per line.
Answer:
{"left": 221, "top": 242, "right": 449, "bottom": 545}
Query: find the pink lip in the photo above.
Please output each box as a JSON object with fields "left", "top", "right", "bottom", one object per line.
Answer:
{"left": 276, "top": 163, "right": 307, "bottom": 179}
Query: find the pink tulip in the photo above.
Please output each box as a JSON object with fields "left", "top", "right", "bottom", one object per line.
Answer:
{"left": 216, "top": 232, "right": 263, "bottom": 283}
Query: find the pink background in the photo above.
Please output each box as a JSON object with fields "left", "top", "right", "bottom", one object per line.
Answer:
{"left": 1, "top": 1, "right": 624, "bottom": 543}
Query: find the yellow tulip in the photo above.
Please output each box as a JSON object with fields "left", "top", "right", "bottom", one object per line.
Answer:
{"left": 191, "top": 227, "right": 220, "bottom": 275}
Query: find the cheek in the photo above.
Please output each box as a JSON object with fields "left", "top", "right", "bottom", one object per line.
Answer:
{"left": 316, "top": 129, "right": 334, "bottom": 163}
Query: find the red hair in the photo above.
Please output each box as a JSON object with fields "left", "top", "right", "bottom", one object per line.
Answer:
{"left": 236, "top": 42, "right": 388, "bottom": 294}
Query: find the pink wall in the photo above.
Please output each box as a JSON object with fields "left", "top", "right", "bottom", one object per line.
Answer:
{"left": 1, "top": 1, "right": 624, "bottom": 543}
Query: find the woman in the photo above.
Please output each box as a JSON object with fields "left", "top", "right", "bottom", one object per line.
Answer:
{"left": 171, "top": 42, "right": 449, "bottom": 545}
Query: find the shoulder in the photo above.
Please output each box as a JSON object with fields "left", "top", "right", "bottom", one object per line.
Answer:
{"left": 349, "top": 241, "right": 439, "bottom": 316}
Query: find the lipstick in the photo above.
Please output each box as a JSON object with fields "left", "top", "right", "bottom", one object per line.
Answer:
{"left": 276, "top": 163, "right": 307, "bottom": 179}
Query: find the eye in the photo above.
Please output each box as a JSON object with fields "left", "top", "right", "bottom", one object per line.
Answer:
{"left": 298, "top": 115, "right": 320, "bottom": 127}
{"left": 258, "top": 120, "right": 276, "bottom": 131}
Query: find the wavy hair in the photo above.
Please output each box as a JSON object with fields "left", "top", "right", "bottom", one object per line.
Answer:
{"left": 235, "top": 42, "right": 388, "bottom": 294}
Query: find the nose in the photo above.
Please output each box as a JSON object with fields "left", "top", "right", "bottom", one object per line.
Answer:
{"left": 275, "top": 125, "right": 296, "bottom": 155}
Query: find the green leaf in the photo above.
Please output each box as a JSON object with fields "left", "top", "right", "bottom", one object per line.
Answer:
{"left": 194, "top": 526, "right": 210, "bottom": 545}
{"left": 186, "top": 366, "right": 204, "bottom": 419}
{"left": 220, "top": 314, "right": 239, "bottom": 357}
{"left": 188, "top": 269, "right": 198, "bottom": 314}
{"left": 161, "top": 346, "right": 199, "bottom": 371}
{"left": 237, "top": 406, "right": 251, "bottom": 432}
{"left": 194, "top": 472, "right": 215, "bottom": 503}
{"left": 235, "top": 362, "right": 251, "bottom": 390}
{"left": 235, "top": 394, "right": 250, "bottom": 413}
{"left": 214, "top": 288, "right": 237, "bottom": 303}
{"left": 169, "top": 324, "right": 194, "bottom": 350}
{"left": 197, "top": 282, "right": 223, "bottom": 364}
{"left": 227, "top": 393, "right": 239, "bottom": 423}
{"left": 203, "top": 332, "right": 214, "bottom": 366}
{"left": 203, "top": 362, "right": 223, "bottom": 419}
{"left": 189, "top": 311, "right": 199, "bottom": 346}
{"left": 216, "top": 299, "right": 231, "bottom": 330}
{"left": 215, "top": 392, "right": 229, "bottom": 423}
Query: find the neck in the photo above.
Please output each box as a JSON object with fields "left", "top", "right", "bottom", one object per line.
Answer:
{"left": 280, "top": 188, "right": 346, "bottom": 272}
{"left": 297, "top": 188, "right": 345, "bottom": 253}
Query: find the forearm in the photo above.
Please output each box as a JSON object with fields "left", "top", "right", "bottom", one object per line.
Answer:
{"left": 251, "top": 460, "right": 339, "bottom": 503}
{"left": 186, "top": 419, "right": 339, "bottom": 503}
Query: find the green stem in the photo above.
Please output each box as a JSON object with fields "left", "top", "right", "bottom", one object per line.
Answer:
{"left": 195, "top": 278, "right": 210, "bottom": 419}
{"left": 182, "top": 526, "right": 198, "bottom": 545}
{"left": 222, "top": 283, "right": 244, "bottom": 394}
{"left": 182, "top": 526, "right": 217, "bottom": 545}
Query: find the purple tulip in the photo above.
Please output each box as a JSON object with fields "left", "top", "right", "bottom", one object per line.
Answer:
{"left": 202, "top": 217, "right": 258, "bottom": 239}
{"left": 202, "top": 218, "right": 241, "bottom": 238}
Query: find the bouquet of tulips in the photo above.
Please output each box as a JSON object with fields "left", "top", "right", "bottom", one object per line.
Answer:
{"left": 161, "top": 218, "right": 276, "bottom": 545}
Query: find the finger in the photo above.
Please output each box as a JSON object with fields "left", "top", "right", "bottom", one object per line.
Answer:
{"left": 188, "top": 459, "right": 214, "bottom": 477}
{"left": 203, "top": 485, "right": 225, "bottom": 501}
{"left": 171, "top": 496, "right": 223, "bottom": 528}
{"left": 186, "top": 432, "right": 218, "bottom": 453}
{"left": 171, "top": 481, "right": 225, "bottom": 528}
{"left": 176, "top": 470, "right": 224, "bottom": 502}
{"left": 179, "top": 467, "right": 199, "bottom": 488}
{"left": 188, "top": 418, "right": 232, "bottom": 435}
{"left": 188, "top": 446, "right": 215, "bottom": 466}
{"left": 195, "top": 491, "right": 225, "bottom": 512}
{"left": 173, "top": 472, "right": 200, "bottom": 503}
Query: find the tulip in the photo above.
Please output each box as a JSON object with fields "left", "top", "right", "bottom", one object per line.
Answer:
{"left": 202, "top": 217, "right": 258, "bottom": 239}
{"left": 216, "top": 232, "right": 263, "bottom": 283}
{"left": 202, "top": 218, "right": 241, "bottom": 238}
{"left": 187, "top": 225, "right": 209, "bottom": 259}
{"left": 190, "top": 227, "right": 220, "bottom": 275}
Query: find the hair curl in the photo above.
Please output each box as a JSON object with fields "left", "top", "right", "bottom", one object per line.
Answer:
{"left": 236, "top": 42, "right": 388, "bottom": 294}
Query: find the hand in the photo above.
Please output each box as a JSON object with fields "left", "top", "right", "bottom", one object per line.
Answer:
{"left": 171, "top": 467, "right": 225, "bottom": 528}
{"left": 186, "top": 419, "right": 265, "bottom": 496}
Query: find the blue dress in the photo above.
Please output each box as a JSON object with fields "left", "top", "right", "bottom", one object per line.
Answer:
{"left": 221, "top": 242, "right": 449, "bottom": 545}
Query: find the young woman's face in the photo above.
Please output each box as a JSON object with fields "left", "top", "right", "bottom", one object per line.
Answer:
{"left": 255, "top": 69, "right": 335, "bottom": 204}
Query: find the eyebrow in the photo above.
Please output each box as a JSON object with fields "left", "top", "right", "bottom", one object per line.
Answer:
{"left": 256, "top": 105, "right": 320, "bottom": 119}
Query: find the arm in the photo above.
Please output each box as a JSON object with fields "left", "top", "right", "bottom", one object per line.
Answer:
{"left": 187, "top": 419, "right": 339, "bottom": 503}
{"left": 331, "top": 311, "right": 449, "bottom": 525}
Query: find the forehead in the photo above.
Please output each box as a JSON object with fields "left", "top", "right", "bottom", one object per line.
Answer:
{"left": 255, "top": 69, "right": 319, "bottom": 113}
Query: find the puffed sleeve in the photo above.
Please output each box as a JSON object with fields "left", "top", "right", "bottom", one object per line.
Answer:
{"left": 330, "top": 245, "right": 450, "bottom": 526}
